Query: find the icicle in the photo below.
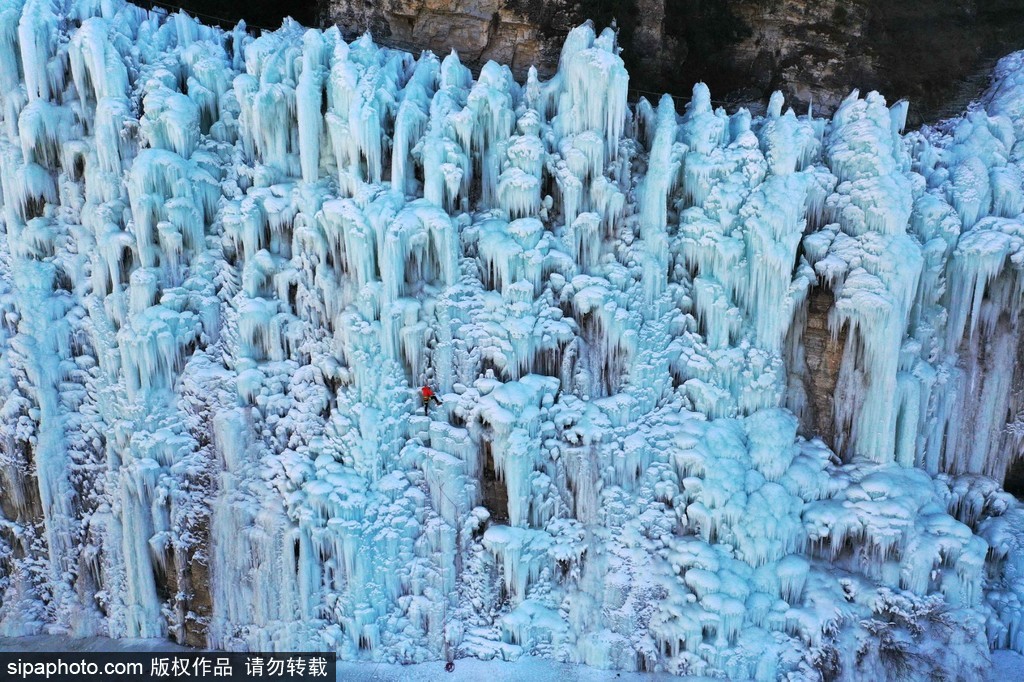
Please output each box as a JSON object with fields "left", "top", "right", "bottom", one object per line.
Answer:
{"left": 296, "top": 29, "right": 328, "bottom": 183}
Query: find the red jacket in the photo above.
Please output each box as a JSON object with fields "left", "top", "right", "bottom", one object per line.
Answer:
{"left": 421, "top": 386, "right": 435, "bottom": 399}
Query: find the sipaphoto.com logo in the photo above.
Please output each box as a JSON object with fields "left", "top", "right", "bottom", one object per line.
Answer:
{"left": 7, "top": 656, "right": 143, "bottom": 679}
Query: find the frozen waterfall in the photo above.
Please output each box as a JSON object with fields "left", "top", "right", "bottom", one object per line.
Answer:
{"left": 0, "top": 1, "right": 1024, "bottom": 679}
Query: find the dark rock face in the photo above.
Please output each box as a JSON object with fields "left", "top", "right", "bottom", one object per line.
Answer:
{"left": 153, "top": 0, "right": 317, "bottom": 31}
{"left": 152, "top": 1, "right": 1024, "bottom": 123}
{"left": 791, "top": 285, "right": 846, "bottom": 450}
{"left": 321, "top": 0, "right": 1024, "bottom": 124}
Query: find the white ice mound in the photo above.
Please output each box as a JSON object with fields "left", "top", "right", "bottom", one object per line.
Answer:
{"left": 1, "top": 2, "right": 1024, "bottom": 679}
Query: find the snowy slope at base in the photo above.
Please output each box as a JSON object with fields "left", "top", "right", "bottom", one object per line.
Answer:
{"left": 0, "top": 636, "right": 692, "bottom": 681}
{"left": 0, "top": 635, "right": 193, "bottom": 653}
{"left": 990, "top": 650, "right": 1024, "bottom": 681}
{"left": 0, "top": 1, "right": 1024, "bottom": 680}
{"left": 1, "top": 635, "right": 1020, "bottom": 681}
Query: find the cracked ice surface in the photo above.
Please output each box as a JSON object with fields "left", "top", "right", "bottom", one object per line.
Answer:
{"left": 1, "top": 1, "right": 1024, "bottom": 679}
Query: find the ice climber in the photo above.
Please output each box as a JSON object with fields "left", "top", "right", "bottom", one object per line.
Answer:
{"left": 421, "top": 385, "right": 442, "bottom": 413}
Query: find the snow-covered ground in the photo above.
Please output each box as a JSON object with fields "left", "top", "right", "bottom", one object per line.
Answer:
{"left": 332, "top": 658, "right": 686, "bottom": 682}
{"left": 2, "top": 1, "right": 1024, "bottom": 680}
{"left": 990, "top": 650, "right": 1024, "bottom": 681}
{"left": 5, "top": 634, "right": 1024, "bottom": 681}
{"left": 0, "top": 636, "right": 687, "bottom": 681}
{"left": 0, "top": 635, "right": 193, "bottom": 653}
{"left": 3, "top": 635, "right": 1022, "bottom": 681}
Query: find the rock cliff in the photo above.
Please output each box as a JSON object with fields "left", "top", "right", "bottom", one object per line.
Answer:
{"left": 321, "top": 0, "right": 1024, "bottom": 124}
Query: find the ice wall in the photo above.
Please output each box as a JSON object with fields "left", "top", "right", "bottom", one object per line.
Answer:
{"left": 0, "top": 1, "right": 1023, "bottom": 679}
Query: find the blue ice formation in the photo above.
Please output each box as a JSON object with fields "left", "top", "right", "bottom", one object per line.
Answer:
{"left": 1, "top": 1, "right": 1024, "bottom": 679}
